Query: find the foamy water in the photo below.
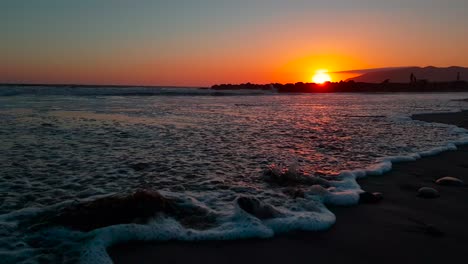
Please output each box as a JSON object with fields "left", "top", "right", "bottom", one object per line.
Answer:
{"left": 1, "top": 86, "right": 468, "bottom": 263}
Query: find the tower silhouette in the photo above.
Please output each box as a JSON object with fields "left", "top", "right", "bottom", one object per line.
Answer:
{"left": 410, "top": 73, "right": 417, "bottom": 83}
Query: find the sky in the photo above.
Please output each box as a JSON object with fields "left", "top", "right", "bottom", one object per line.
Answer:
{"left": 2, "top": 0, "right": 468, "bottom": 86}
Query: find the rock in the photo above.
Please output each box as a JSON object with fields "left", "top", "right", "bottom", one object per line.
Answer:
{"left": 263, "top": 164, "right": 330, "bottom": 187}
{"left": 236, "top": 196, "right": 281, "bottom": 219}
{"left": 359, "top": 192, "right": 383, "bottom": 204}
{"left": 417, "top": 187, "right": 440, "bottom": 199}
{"left": 171, "top": 202, "right": 216, "bottom": 230}
{"left": 435, "top": 176, "right": 464, "bottom": 186}
{"left": 372, "top": 192, "right": 384, "bottom": 200}
{"left": 45, "top": 190, "right": 175, "bottom": 231}
{"left": 31, "top": 190, "right": 218, "bottom": 232}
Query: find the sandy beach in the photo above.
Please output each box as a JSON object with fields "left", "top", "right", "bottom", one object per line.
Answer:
{"left": 109, "top": 110, "right": 468, "bottom": 264}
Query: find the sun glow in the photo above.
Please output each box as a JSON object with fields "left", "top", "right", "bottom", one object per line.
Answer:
{"left": 312, "top": 70, "right": 332, "bottom": 84}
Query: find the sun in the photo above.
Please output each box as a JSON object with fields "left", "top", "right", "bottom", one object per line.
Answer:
{"left": 312, "top": 70, "right": 332, "bottom": 84}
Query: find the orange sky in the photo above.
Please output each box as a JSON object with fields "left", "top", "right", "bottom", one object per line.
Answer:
{"left": 2, "top": 1, "right": 468, "bottom": 86}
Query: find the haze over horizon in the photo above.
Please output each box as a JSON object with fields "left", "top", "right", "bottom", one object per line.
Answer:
{"left": 2, "top": 0, "right": 468, "bottom": 86}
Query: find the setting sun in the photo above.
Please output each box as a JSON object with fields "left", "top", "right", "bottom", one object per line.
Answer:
{"left": 312, "top": 70, "right": 332, "bottom": 84}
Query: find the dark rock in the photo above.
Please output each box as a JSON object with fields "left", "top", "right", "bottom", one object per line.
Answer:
{"left": 417, "top": 187, "right": 440, "bottom": 199}
{"left": 372, "top": 192, "right": 384, "bottom": 200}
{"left": 45, "top": 190, "right": 175, "bottom": 231}
{"left": 171, "top": 203, "right": 216, "bottom": 230}
{"left": 41, "top": 123, "right": 54, "bottom": 127}
{"left": 263, "top": 164, "right": 330, "bottom": 187}
{"left": 359, "top": 192, "right": 383, "bottom": 204}
{"left": 32, "top": 190, "right": 218, "bottom": 232}
{"left": 236, "top": 196, "right": 281, "bottom": 219}
{"left": 435, "top": 176, "right": 464, "bottom": 186}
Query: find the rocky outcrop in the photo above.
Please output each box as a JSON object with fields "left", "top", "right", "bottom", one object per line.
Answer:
{"left": 236, "top": 196, "right": 282, "bottom": 219}
{"left": 45, "top": 190, "right": 173, "bottom": 231}
{"left": 37, "top": 190, "right": 215, "bottom": 231}
{"left": 263, "top": 164, "right": 330, "bottom": 187}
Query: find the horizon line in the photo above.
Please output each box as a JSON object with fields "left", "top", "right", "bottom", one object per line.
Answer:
{"left": 0, "top": 82, "right": 209, "bottom": 89}
{"left": 3, "top": 66, "right": 467, "bottom": 88}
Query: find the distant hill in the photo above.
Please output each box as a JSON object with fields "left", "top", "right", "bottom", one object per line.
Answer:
{"left": 347, "top": 66, "right": 468, "bottom": 83}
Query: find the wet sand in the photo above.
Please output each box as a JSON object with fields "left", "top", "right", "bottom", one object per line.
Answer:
{"left": 110, "top": 111, "right": 468, "bottom": 264}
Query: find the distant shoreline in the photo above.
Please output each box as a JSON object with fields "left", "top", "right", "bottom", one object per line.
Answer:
{"left": 0, "top": 83, "right": 208, "bottom": 89}
{"left": 3, "top": 81, "right": 468, "bottom": 93}
{"left": 211, "top": 81, "right": 468, "bottom": 93}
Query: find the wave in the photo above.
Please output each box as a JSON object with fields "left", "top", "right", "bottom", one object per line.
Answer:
{"left": 1, "top": 110, "right": 468, "bottom": 264}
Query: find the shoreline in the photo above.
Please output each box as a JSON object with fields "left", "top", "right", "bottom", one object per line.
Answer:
{"left": 109, "top": 111, "right": 468, "bottom": 264}
{"left": 211, "top": 81, "right": 468, "bottom": 93}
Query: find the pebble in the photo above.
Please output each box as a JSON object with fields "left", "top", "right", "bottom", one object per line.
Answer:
{"left": 417, "top": 187, "right": 440, "bottom": 199}
{"left": 435, "top": 176, "right": 464, "bottom": 186}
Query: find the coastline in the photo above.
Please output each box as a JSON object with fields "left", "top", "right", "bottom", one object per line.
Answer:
{"left": 109, "top": 111, "right": 468, "bottom": 264}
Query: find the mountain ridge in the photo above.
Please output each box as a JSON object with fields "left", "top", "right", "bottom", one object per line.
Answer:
{"left": 346, "top": 66, "right": 468, "bottom": 83}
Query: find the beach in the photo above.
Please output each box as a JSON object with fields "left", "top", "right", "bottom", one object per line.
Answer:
{"left": 4, "top": 2, "right": 468, "bottom": 264}
{"left": 110, "top": 110, "right": 468, "bottom": 264}
{"left": 2, "top": 91, "right": 467, "bottom": 263}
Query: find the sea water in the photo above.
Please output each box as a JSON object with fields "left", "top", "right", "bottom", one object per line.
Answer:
{"left": 1, "top": 86, "right": 468, "bottom": 263}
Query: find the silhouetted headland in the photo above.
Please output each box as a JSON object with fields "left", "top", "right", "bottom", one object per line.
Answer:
{"left": 346, "top": 66, "right": 468, "bottom": 83}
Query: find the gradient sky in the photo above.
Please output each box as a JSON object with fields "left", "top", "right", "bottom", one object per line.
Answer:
{"left": 2, "top": 0, "right": 468, "bottom": 86}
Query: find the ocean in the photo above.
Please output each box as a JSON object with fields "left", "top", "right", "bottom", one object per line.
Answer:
{"left": 1, "top": 86, "right": 468, "bottom": 263}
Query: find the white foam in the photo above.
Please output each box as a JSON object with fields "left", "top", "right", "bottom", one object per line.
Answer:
{"left": 80, "top": 215, "right": 275, "bottom": 264}
{"left": 75, "top": 182, "right": 359, "bottom": 263}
